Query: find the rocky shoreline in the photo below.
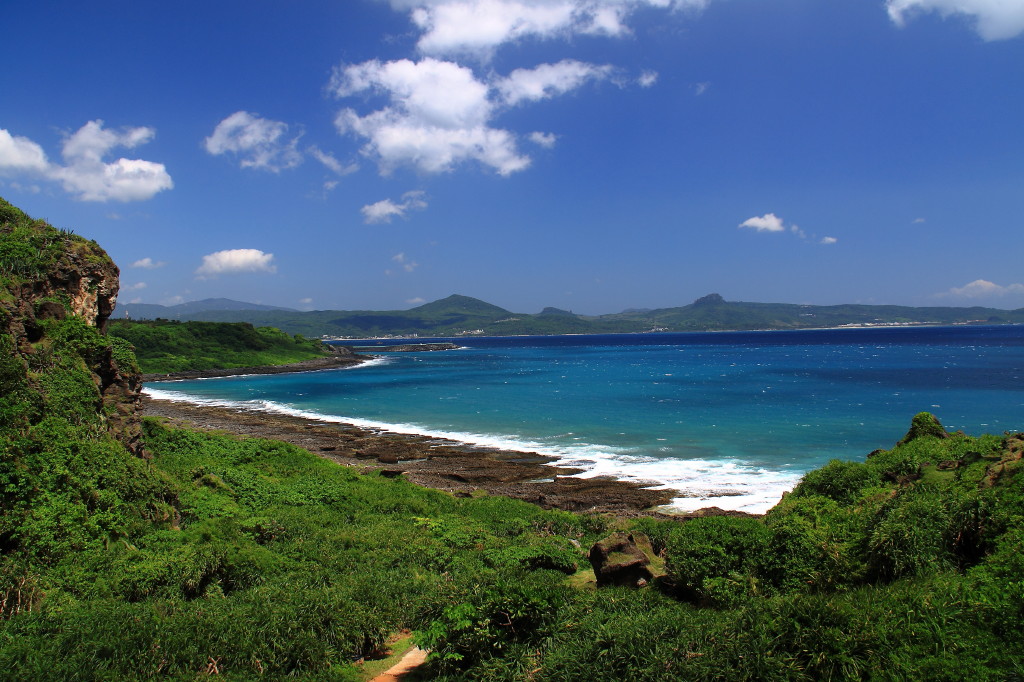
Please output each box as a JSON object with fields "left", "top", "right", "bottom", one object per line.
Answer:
{"left": 142, "top": 389, "right": 755, "bottom": 518}
{"left": 142, "top": 353, "right": 759, "bottom": 518}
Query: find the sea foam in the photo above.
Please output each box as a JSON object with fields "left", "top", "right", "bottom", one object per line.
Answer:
{"left": 144, "top": 385, "right": 799, "bottom": 513}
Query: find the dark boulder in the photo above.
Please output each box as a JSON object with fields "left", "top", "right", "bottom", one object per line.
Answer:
{"left": 588, "top": 532, "right": 654, "bottom": 588}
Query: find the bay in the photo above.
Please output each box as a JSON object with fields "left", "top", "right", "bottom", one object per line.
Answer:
{"left": 145, "top": 324, "right": 1024, "bottom": 513}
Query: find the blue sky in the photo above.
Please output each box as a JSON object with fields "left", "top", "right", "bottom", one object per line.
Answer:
{"left": 1, "top": 0, "right": 1022, "bottom": 315}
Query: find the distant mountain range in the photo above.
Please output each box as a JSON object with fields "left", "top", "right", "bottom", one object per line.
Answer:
{"left": 112, "top": 293, "right": 1024, "bottom": 338}
{"left": 113, "top": 298, "right": 297, "bottom": 320}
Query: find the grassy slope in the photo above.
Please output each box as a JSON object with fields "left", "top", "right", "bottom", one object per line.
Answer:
{"left": 108, "top": 319, "right": 333, "bottom": 374}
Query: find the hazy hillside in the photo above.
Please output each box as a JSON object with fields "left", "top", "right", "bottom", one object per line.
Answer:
{"left": 114, "top": 291, "right": 1024, "bottom": 338}
{"left": 111, "top": 297, "right": 297, "bottom": 320}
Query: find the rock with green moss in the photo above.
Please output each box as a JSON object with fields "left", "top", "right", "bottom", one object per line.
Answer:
{"left": 588, "top": 532, "right": 654, "bottom": 587}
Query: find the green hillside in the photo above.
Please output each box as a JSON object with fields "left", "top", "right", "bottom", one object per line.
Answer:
{"left": 108, "top": 319, "right": 334, "bottom": 374}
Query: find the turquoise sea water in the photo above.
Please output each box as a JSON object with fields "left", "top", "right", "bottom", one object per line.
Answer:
{"left": 145, "top": 325, "right": 1024, "bottom": 513}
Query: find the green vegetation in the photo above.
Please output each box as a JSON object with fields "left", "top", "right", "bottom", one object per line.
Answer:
{"left": 0, "top": 197, "right": 109, "bottom": 294}
{"left": 3, "top": 197, "right": 1023, "bottom": 679}
{"left": 108, "top": 319, "right": 334, "bottom": 374}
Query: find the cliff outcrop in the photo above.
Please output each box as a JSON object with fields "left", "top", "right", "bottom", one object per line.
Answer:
{"left": 0, "top": 197, "right": 144, "bottom": 455}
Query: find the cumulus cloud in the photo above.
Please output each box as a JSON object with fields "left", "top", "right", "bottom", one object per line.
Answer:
{"left": 331, "top": 56, "right": 615, "bottom": 175}
{"left": 387, "top": 0, "right": 709, "bottom": 57}
{"left": 529, "top": 131, "right": 558, "bottom": 147}
{"left": 496, "top": 60, "right": 612, "bottom": 106}
{"left": 122, "top": 282, "right": 147, "bottom": 291}
{"left": 695, "top": 81, "right": 710, "bottom": 96}
{"left": 332, "top": 57, "right": 530, "bottom": 175}
{"left": 820, "top": 236, "right": 838, "bottom": 245}
{"left": 638, "top": 70, "right": 659, "bottom": 87}
{"left": 0, "top": 129, "right": 50, "bottom": 173}
{"left": 886, "top": 0, "right": 1024, "bottom": 40}
{"left": 941, "top": 279, "right": 1024, "bottom": 299}
{"left": 51, "top": 121, "right": 174, "bottom": 202}
{"left": 195, "top": 249, "right": 277, "bottom": 277}
{"left": 362, "top": 190, "right": 429, "bottom": 223}
{"left": 739, "top": 213, "right": 786, "bottom": 232}
{"left": 0, "top": 122, "right": 172, "bottom": 202}
{"left": 131, "top": 257, "right": 165, "bottom": 269}
{"left": 204, "top": 111, "right": 303, "bottom": 172}
{"left": 406, "top": 296, "right": 426, "bottom": 304}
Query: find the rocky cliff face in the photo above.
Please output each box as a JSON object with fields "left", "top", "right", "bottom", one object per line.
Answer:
{"left": 0, "top": 197, "right": 145, "bottom": 456}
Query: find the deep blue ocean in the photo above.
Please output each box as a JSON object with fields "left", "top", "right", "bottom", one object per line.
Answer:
{"left": 145, "top": 325, "right": 1024, "bottom": 513}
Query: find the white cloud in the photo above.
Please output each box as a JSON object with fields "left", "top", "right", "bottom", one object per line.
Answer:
{"left": 529, "top": 131, "right": 558, "bottom": 147}
{"left": 52, "top": 121, "right": 173, "bottom": 202}
{"left": 131, "top": 257, "right": 165, "bottom": 269}
{"left": 308, "top": 145, "right": 359, "bottom": 176}
{"left": 331, "top": 56, "right": 615, "bottom": 175}
{"left": 123, "top": 282, "right": 147, "bottom": 291}
{"left": 0, "top": 129, "right": 50, "bottom": 173}
{"left": 390, "top": 252, "right": 419, "bottom": 273}
{"left": 913, "top": 217, "right": 926, "bottom": 224}
{"left": 195, "top": 248, "right": 277, "bottom": 277}
{"left": 887, "top": 0, "right": 1024, "bottom": 40}
{"left": 739, "top": 213, "right": 786, "bottom": 232}
{"left": 362, "top": 190, "right": 429, "bottom": 223}
{"left": 387, "top": 0, "right": 709, "bottom": 57}
{"left": 406, "top": 296, "right": 427, "bottom": 304}
{"left": 204, "top": 111, "right": 303, "bottom": 172}
{"left": 695, "top": 81, "right": 710, "bottom": 96}
{"left": 299, "top": 297, "right": 313, "bottom": 304}
{"left": 332, "top": 57, "right": 531, "bottom": 175}
{"left": 496, "top": 60, "right": 612, "bottom": 106}
{"left": 638, "top": 70, "right": 659, "bottom": 88}
{"left": 942, "top": 279, "right": 1024, "bottom": 299}
{"left": 1, "top": 121, "right": 172, "bottom": 202}
{"left": 740, "top": 213, "right": 837, "bottom": 246}
{"left": 161, "top": 295, "right": 185, "bottom": 306}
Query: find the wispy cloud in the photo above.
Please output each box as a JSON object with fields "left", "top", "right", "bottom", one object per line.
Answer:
{"left": 307, "top": 145, "right": 359, "bottom": 176}
{"left": 739, "top": 213, "right": 786, "bottom": 232}
{"left": 388, "top": 252, "right": 419, "bottom": 274}
{"left": 204, "top": 111, "right": 303, "bottom": 172}
{"left": 131, "top": 257, "right": 165, "bottom": 269}
{"left": 362, "top": 190, "right": 429, "bottom": 224}
{"left": 528, "top": 131, "right": 558, "bottom": 148}
{"left": 739, "top": 213, "right": 836, "bottom": 245}
{"left": 886, "top": 0, "right": 1024, "bottom": 40}
{"left": 638, "top": 70, "right": 659, "bottom": 88}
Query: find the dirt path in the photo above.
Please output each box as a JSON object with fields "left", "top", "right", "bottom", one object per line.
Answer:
{"left": 370, "top": 647, "right": 429, "bottom": 682}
